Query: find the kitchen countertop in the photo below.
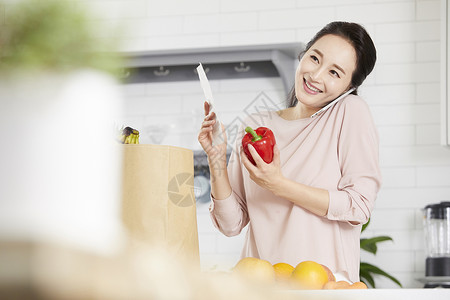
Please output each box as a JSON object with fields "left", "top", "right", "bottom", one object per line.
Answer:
{"left": 280, "top": 288, "right": 450, "bottom": 300}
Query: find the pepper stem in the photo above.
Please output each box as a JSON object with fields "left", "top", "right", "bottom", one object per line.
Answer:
{"left": 245, "top": 126, "right": 262, "bottom": 142}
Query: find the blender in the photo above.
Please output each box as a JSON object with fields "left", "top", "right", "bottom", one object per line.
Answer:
{"left": 422, "top": 201, "right": 450, "bottom": 288}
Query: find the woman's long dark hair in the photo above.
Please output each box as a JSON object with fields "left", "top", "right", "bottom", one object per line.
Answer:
{"left": 288, "top": 21, "right": 377, "bottom": 107}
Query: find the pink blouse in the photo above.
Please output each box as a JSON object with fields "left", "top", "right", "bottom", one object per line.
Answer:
{"left": 209, "top": 95, "right": 382, "bottom": 282}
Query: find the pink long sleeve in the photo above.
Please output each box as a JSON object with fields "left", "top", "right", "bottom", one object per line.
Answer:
{"left": 326, "top": 97, "right": 381, "bottom": 224}
{"left": 209, "top": 119, "right": 262, "bottom": 237}
{"left": 209, "top": 148, "right": 250, "bottom": 236}
{"left": 208, "top": 95, "right": 381, "bottom": 283}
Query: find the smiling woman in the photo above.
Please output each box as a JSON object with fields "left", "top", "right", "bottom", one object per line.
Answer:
{"left": 287, "top": 22, "right": 377, "bottom": 111}
{"left": 198, "top": 21, "right": 380, "bottom": 284}
{"left": 281, "top": 33, "right": 358, "bottom": 120}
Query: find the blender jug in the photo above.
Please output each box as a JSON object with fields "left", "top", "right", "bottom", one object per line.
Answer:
{"left": 423, "top": 201, "right": 450, "bottom": 277}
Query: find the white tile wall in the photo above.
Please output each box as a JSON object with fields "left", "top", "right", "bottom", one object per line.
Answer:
{"left": 380, "top": 167, "right": 416, "bottom": 188}
{"left": 376, "top": 187, "right": 450, "bottom": 209}
{"left": 259, "top": 8, "right": 336, "bottom": 30}
{"left": 416, "top": 41, "right": 440, "bottom": 62}
{"left": 375, "top": 21, "right": 440, "bottom": 43}
{"left": 222, "top": 0, "right": 296, "bottom": 12}
{"left": 53, "top": 0, "right": 450, "bottom": 288}
{"left": 417, "top": 166, "right": 450, "bottom": 186}
{"left": 189, "top": 13, "right": 259, "bottom": 34}
{"left": 378, "top": 125, "right": 416, "bottom": 146}
{"left": 151, "top": 0, "right": 220, "bottom": 16}
{"left": 361, "top": 84, "right": 416, "bottom": 105}
{"left": 417, "top": 0, "right": 441, "bottom": 20}
{"left": 417, "top": 124, "right": 441, "bottom": 144}
{"left": 336, "top": 2, "right": 416, "bottom": 24}
{"left": 122, "top": 17, "right": 184, "bottom": 38}
{"left": 76, "top": 1, "right": 148, "bottom": 20}
{"left": 376, "top": 43, "right": 416, "bottom": 64}
{"left": 417, "top": 83, "right": 440, "bottom": 103}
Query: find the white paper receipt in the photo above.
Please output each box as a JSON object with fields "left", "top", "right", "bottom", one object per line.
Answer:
{"left": 196, "top": 63, "right": 223, "bottom": 146}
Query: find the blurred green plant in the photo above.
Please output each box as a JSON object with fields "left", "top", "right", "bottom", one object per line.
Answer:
{"left": 0, "top": 0, "right": 122, "bottom": 75}
{"left": 360, "top": 219, "right": 403, "bottom": 288}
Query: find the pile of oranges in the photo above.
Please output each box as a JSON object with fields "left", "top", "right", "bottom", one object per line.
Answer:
{"left": 232, "top": 257, "right": 367, "bottom": 290}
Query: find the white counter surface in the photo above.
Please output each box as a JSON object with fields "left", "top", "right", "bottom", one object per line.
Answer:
{"left": 280, "top": 288, "right": 450, "bottom": 300}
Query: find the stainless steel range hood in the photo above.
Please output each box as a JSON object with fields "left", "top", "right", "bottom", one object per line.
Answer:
{"left": 119, "top": 43, "right": 304, "bottom": 95}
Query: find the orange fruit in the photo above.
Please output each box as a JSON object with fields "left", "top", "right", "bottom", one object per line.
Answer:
{"left": 322, "top": 281, "right": 337, "bottom": 289}
{"left": 290, "top": 261, "right": 329, "bottom": 290}
{"left": 320, "top": 264, "right": 335, "bottom": 282}
{"left": 323, "top": 280, "right": 351, "bottom": 289}
{"left": 233, "top": 257, "right": 275, "bottom": 283}
{"left": 273, "top": 263, "right": 295, "bottom": 282}
{"left": 349, "top": 281, "right": 368, "bottom": 289}
{"left": 334, "top": 281, "right": 352, "bottom": 289}
{"left": 323, "top": 280, "right": 366, "bottom": 289}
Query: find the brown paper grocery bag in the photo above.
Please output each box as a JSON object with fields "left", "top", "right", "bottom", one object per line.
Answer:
{"left": 121, "top": 144, "right": 199, "bottom": 268}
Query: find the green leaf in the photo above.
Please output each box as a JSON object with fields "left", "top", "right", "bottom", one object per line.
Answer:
{"left": 359, "top": 218, "right": 402, "bottom": 288}
{"left": 360, "top": 236, "right": 393, "bottom": 255}
{"left": 360, "top": 238, "right": 377, "bottom": 254}
{"left": 361, "top": 218, "right": 370, "bottom": 233}
{"left": 360, "top": 262, "right": 403, "bottom": 288}
{"left": 359, "top": 268, "right": 375, "bottom": 288}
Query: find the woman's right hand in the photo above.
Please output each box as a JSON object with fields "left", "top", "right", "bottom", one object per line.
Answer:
{"left": 198, "top": 101, "right": 227, "bottom": 163}
{"left": 198, "top": 102, "right": 232, "bottom": 200}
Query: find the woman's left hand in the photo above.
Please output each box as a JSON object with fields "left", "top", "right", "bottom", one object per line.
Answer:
{"left": 240, "top": 144, "right": 284, "bottom": 192}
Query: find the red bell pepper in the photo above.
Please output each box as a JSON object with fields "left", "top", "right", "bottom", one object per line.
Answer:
{"left": 242, "top": 126, "right": 276, "bottom": 165}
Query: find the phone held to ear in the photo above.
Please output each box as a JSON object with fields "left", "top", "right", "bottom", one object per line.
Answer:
{"left": 310, "top": 87, "right": 355, "bottom": 118}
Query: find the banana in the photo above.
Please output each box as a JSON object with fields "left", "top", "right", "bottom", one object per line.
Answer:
{"left": 118, "top": 126, "right": 140, "bottom": 144}
{"left": 118, "top": 134, "right": 126, "bottom": 144}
